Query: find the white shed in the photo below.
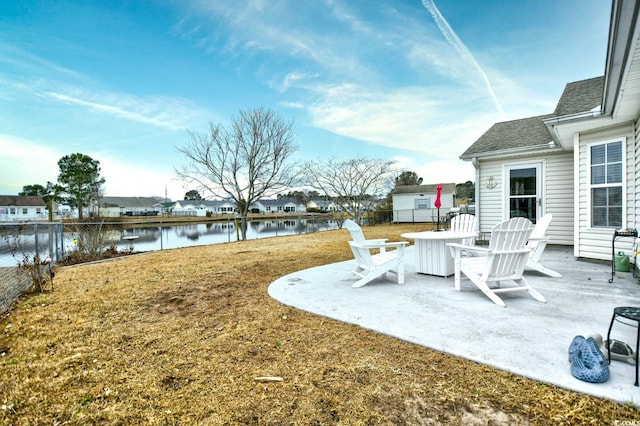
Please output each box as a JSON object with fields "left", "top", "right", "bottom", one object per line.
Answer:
{"left": 391, "top": 183, "right": 456, "bottom": 223}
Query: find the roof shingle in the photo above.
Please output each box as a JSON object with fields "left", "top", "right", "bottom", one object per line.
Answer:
{"left": 392, "top": 183, "right": 456, "bottom": 195}
{"left": 553, "top": 76, "right": 604, "bottom": 116}
{"left": 461, "top": 76, "right": 605, "bottom": 158}
{"left": 461, "top": 115, "right": 554, "bottom": 158}
{"left": 0, "top": 195, "right": 46, "bottom": 207}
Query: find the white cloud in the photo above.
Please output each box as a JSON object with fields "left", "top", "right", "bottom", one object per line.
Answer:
{"left": 97, "top": 157, "right": 189, "bottom": 200}
{"left": 274, "top": 72, "right": 319, "bottom": 93}
{"left": 177, "top": 1, "right": 520, "bottom": 160}
{"left": 183, "top": 1, "right": 376, "bottom": 81}
{"left": 0, "top": 135, "right": 61, "bottom": 193}
{"left": 393, "top": 155, "right": 475, "bottom": 186}
{"left": 169, "top": 2, "right": 506, "bottom": 165}
{"left": 306, "top": 83, "right": 498, "bottom": 160}
{"left": 0, "top": 67, "right": 215, "bottom": 134}
{"left": 421, "top": 0, "right": 504, "bottom": 118}
{"left": 0, "top": 134, "right": 191, "bottom": 200}
{"left": 45, "top": 90, "right": 208, "bottom": 132}
{"left": 0, "top": 42, "right": 88, "bottom": 83}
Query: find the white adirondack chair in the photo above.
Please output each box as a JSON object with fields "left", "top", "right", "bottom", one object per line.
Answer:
{"left": 449, "top": 214, "right": 478, "bottom": 249}
{"left": 343, "top": 219, "right": 408, "bottom": 288}
{"left": 525, "top": 213, "right": 562, "bottom": 277}
{"left": 448, "top": 217, "right": 547, "bottom": 307}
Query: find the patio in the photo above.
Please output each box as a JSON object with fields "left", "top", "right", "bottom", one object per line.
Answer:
{"left": 268, "top": 245, "right": 640, "bottom": 406}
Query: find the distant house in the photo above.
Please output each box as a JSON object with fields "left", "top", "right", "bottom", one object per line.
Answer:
{"left": 171, "top": 199, "right": 237, "bottom": 216}
{"left": 391, "top": 183, "right": 456, "bottom": 223}
{"left": 252, "top": 199, "right": 303, "bottom": 214}
{"left": 53, "top": 202, "right": 74, "bottom": 219}
{"left": 306, "top": 198, "right": 338, "bottom": 212}
{"left": 158, "top": 201, "right": 177, "bottom": 215}
{"left": 459, "top": 0, "right": 640, "bottom": 261}
{"left": 172, "top": 199, "right": 207, "bottom": 216}
{"left": 97, "top": 197, "right": 161, "bottom": 217}
{"left": 0, "top": 195, "right": 47, "bottom": 221}
{"left": 201, "top": 200, "right": 236, "bottom": 215}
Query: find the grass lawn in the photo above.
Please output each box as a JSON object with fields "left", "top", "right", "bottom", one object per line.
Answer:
{"left": 1, "top": 223, "right": 638, "bottom": 424}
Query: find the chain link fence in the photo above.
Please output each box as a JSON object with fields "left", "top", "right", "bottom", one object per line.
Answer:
{"left": 392, "top": 206, "right": 475, "bottom": 226}
{"left": 0, "top": 222, "right": 64, "bottom": 313}
{"left": 0, "top": 213, "right": 396, "bottom": 314}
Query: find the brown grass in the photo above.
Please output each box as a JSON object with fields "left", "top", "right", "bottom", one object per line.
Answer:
{"left": 0, "top": 223, "right": 638, "bottom": 425}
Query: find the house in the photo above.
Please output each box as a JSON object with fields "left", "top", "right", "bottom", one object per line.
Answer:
{"left": 97, "top": 197, "right": 161, "bottom": 217}
{"left": 201, "top": 200, "right": 236, "bottom": 215}
{"left": 0, "top": 195, "right": 47, "bottom": 221}
{"left": 460, "top": 0, "right": 640, "bottom": 261}
{"left": 158, "top": 201, "right": 177, "bottom": 216}
{"left": 252, "top": 199, "right": 303, "bottom": 214}
{"left": 391, "top": 183, "right": 456, "bottom": 223}
{"left": 172, "top": 199, "right": 237, "bottom": 216}
{"left": 306, "top": 198, "right": 338, "bottom": 212}
{"left": 172, "top": 199, "right": 206, "bottom": 216}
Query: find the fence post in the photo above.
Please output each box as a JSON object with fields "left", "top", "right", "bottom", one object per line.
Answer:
{"left": 56, "top": 223, "right": 62, "bottom": 260}
{"left": 48, "top": 222, "right": 53, "bottom": 260}
{"left": 34, "top": 223, "right": 39, "bottom": 260}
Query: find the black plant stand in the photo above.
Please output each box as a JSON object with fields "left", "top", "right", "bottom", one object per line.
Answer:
{"left": 609, "top": 229, "right": 637, "bottom": 283}
{"left": 606, "top": 306, "right": 640, "bottom": 386}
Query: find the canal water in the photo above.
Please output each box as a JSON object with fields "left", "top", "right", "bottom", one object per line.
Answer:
{"left": 0, "top": 217, "right": 340, "bottom": 267}
{"left": 114, "top": 217, "right": 339, "bottom": 252}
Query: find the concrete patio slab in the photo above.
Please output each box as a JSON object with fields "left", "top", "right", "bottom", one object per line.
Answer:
{"left": 268, "top": 246, "right": 640, "bottom": 406}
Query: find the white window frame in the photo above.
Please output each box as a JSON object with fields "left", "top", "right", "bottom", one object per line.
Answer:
{"left": 587, "top": 137, "right": 626, "bottom": 229}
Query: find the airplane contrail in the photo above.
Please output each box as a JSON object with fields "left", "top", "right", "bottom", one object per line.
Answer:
{"left": 421, "top": 0, "right": 505, "bottom": 119}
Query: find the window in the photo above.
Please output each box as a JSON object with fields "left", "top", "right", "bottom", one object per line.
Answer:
{"left": 22, "top": 208, "right": 28, "bottom": 215}
{"left": 415, "top": 198, "right": 430, "bottom": 209}
{"left": 589, "top": 140, "right": 623, "bottom": 228}
{"left": 508, "top": 166, "right": 538, "bottom": 223}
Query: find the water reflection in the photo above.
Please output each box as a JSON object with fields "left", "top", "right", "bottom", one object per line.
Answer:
{"left": 0, "top": 218, "right": 341, "bottom": 266}
{"left": 98, "top": 218, "right": 338, "bottom": 252}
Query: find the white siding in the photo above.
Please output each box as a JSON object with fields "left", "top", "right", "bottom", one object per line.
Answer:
{"left": 0, "top": 206, "right": 47, "bottom": 221}
{"left": 635, "top": 116, "right": 640, "bottom": 230}
{"left": 392, "top": 193, "right": 435, "bottom": 210}
{"left": 577, "top": 124, "right": 635, "bottom": 260}
{"left": 542, "top": 152, "right": 574, "bottom": 245}
{"left": 476, "top": 160, "right": 503, "bottom": 234}
{"left": 476, "top": 152, "right": 573, "bottom": 245}
{"left": 100, "top": 207, "right": 121, "bottom": 218}
{"left": 392, "top": 191, "right": 455, "bottom": 223}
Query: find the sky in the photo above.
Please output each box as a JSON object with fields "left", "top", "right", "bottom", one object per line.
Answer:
{"left": 0, "top": 0, "right": 612, "bottom": 201}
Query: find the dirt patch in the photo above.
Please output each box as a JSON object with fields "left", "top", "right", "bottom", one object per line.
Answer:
{"left": 0, "top": 224, "right": 637, "bottom": 424}
{"left": 56, "top": 245, "right": 138, "bottom": 266}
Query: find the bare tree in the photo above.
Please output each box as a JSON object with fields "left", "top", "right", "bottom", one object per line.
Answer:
{"left": 302, "top": 157, "right": 395, "bottom": 224}
{"left": 176, "top": 107, "right": 298, "bottom": 240}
